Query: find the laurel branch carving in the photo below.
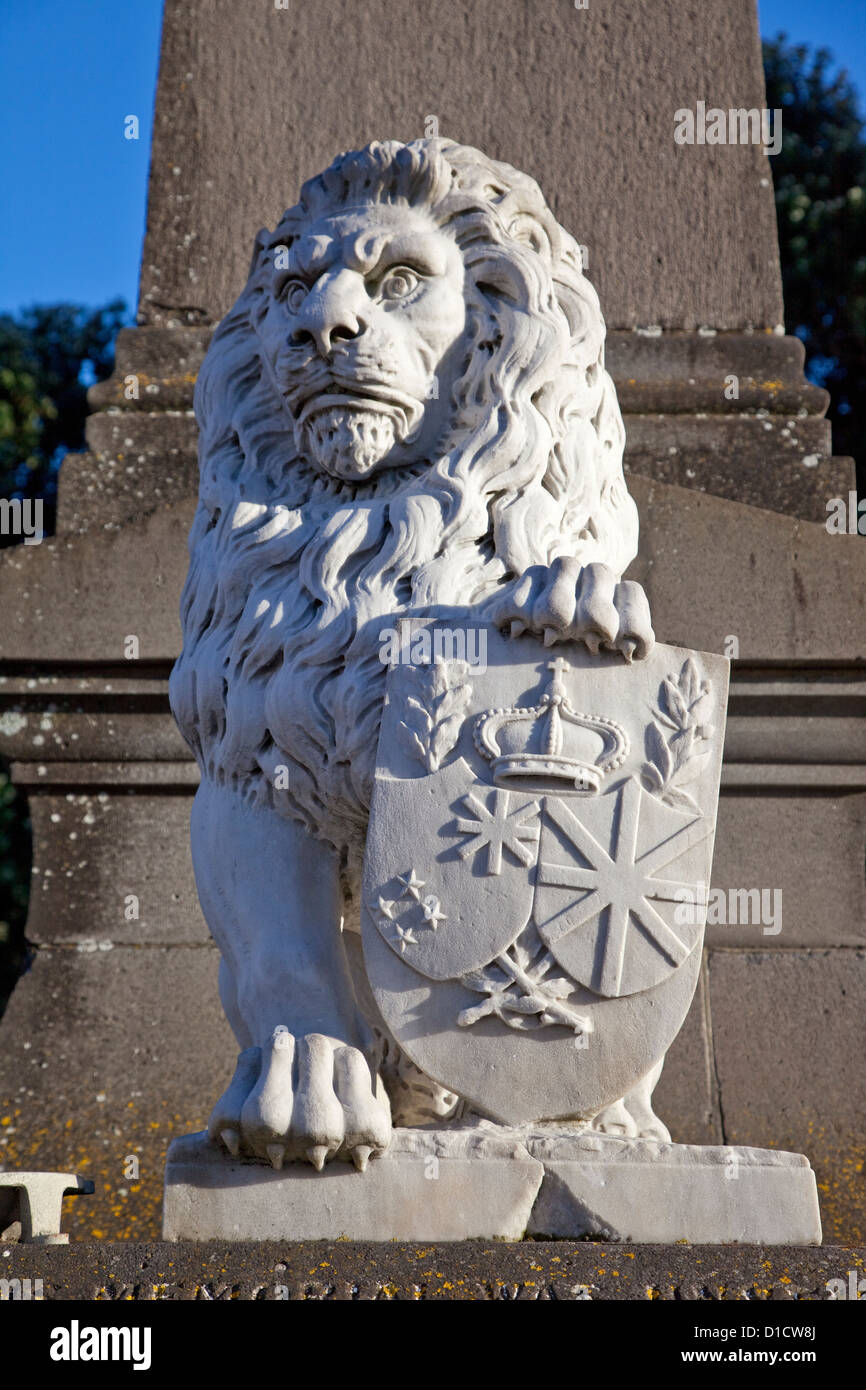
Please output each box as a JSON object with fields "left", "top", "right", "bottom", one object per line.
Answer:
{"left": 641, "top": 657, "right": 714, "bottom": 816}
{"left": 396, "top": 658, "right": 473, "bottom": 773}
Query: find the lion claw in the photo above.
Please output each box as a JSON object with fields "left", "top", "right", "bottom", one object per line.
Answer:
{"left": 497, "top": 562, "right": 654, "bottom": 662}
{"left": 220, "top": 1127, "right": 240, "bottom": 1158}
{"left": 267, "top": 1143, "right": 286, "bottom": 1171}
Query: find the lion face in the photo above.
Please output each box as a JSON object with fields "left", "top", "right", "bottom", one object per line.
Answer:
{"left": 253, "top": 202, "right": 467, "bottom": 482}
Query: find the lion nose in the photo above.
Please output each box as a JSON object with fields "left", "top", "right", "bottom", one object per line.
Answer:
{"left": 291, "top": 269, "right": 366, "bottom": 357}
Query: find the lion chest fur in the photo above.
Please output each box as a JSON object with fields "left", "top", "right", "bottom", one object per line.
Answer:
{"left": 169, "top": 487, "right": 498, "bottom": 871}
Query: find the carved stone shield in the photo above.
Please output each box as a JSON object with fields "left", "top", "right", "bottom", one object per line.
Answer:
{"left": 361, "top": 625, "right": 728, "bottom": 1126}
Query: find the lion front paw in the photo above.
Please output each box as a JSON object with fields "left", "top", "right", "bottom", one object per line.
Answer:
{"left": 492, "top": 558, "right": 654, "bottom": 662}
{"left": 208, "top": 1029, "right": 392, "bottom": 1172}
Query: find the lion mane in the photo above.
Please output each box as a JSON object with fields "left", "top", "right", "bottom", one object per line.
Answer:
{"left": 169, "top": 138, "right": 639, "bottom": 877}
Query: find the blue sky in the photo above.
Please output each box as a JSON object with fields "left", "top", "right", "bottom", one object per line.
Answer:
{"left": 0, "top": 0, "right": 863, "bottom": 319}
{"left": 0, "top": 1, "right": 163, "bottom": 316}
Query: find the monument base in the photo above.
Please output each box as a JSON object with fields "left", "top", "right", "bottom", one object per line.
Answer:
{"left": 163, "top": 1126, "right": 822, "bottom": 1245}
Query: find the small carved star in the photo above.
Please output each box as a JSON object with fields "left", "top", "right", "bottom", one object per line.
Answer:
{"left": 377, "top": 896, "right": 399, "bottom": 920}
{"left": 394, "top": 923, "right": 419, "bottom": 953}
{"left": 421, "top": 894, "right": 446, "bottom": 930}
{"left": 396, "top": 869, "right": 425, "bottom": 900}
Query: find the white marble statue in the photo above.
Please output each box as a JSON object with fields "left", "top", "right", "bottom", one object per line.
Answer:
{"left": 170, "top": 137, "right": 706, "bottom": 1174}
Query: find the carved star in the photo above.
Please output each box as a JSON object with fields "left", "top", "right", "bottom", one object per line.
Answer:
{"left": 394, "top": 923, "right": 419, "bottom": 953}
{"left": 396, "top": 869, "right": 425, "bottom": 900}
{"left": 377, "top": 896, "right": 399, "bottom": 920}
{"left": 421, "top": 894, "right": 446, "bottom": 930}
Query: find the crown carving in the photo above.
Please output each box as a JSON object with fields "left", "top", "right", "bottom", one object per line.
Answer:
{"left": 473, "top": 659, "right": 629, "bottom": 794}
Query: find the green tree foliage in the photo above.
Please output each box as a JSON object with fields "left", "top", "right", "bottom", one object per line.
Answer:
{"left": 0, "top": 299, "right": 127, "bottom": 531}
{"left": 764, "top": 35, "right": 866, "bottom": 490}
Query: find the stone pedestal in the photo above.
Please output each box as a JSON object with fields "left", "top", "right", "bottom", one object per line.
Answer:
{"left": 163, "top": 1128, "right": 821, "bottom": 1246}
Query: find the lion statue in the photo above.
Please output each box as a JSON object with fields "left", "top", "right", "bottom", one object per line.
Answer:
{"left": 169, "top": 138, "right": 657, "bottom": 1173}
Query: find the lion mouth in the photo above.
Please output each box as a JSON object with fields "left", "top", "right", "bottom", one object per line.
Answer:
{"left": 292, "top": 383, "right": 426, "bottom": 441}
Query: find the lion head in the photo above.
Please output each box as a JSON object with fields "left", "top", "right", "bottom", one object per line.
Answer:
{"left": 170, "top": 139, "right": 640, "bottom": 869}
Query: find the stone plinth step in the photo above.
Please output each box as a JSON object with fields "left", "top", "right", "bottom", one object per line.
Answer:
{"left": 163, "top": 1128, "right": 822, "bottom": 1246}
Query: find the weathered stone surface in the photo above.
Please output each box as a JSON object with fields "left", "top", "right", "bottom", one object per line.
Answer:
{"left": 163, "top": 1130, "right": 545, "bottom": 1243}
{"left": 86, "top": 326, "right": 212, "bottom": 411}
{"left": 0, "top": 946, "right": 235, "bottom": 1242}
{"left": 708, "top": 951, "right": 866, "bottom": 1244}
{"left": 607, "top": 327, "right": 817, "bottom": 393}
{"left": 709, "top": 794, "right": 866, "bottom": 949}
{"left": 57, "top": 433, "right": 197, "bottom": 535}
{"left": 0, "top": 499, "right": 194, "bottom": 662}
{"left": 723, "top": 669, "right": 866, "bottom": 767}
{"left": 83, "top": 411, "right": 198, "bottom": 466}
{"left": 163, "top": 1127, "right": 820, "bottom": 1246}
{"left": 527, "top": 1137, "right": 821, "bottom": 1245}
{"left": 25, "top": 792, "right": 207, "bottom": 946}
{"left": 3, "top": 1239, "right": 862, "bottom": 1300}
{"left": 139, "top": 0, "right": 783, "bottom": 331}
{"left": 0, "top": 674, "right": 188, "bottom": 765}
{"left": 624, "top": 431, "right": 851, "bottom": 524}
{"left": 627, "top": 478, "right": 866, "bottom": 663}
{"left": 653, "top": 965, "right": 721, "bottom": 1146}
{"left": 626, "top": 412, "right": 831, "bottom": 462}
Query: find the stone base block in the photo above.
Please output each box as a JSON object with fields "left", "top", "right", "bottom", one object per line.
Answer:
{"left": 164, "top": 1127, "right": 822, "bottom": 1245}
{"left": 163, "top": 1130, "right": 544, "bottom": 1242}
{"left": 525, "top": 1134, "right": 822, "bottom": 1245}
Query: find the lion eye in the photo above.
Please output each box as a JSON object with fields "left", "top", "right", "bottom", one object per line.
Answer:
{"left": 280, "top": 279, "right": 308, "bottom": 313}
{"left": 378, "top": 268, "right": 419, "bottom": 301}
